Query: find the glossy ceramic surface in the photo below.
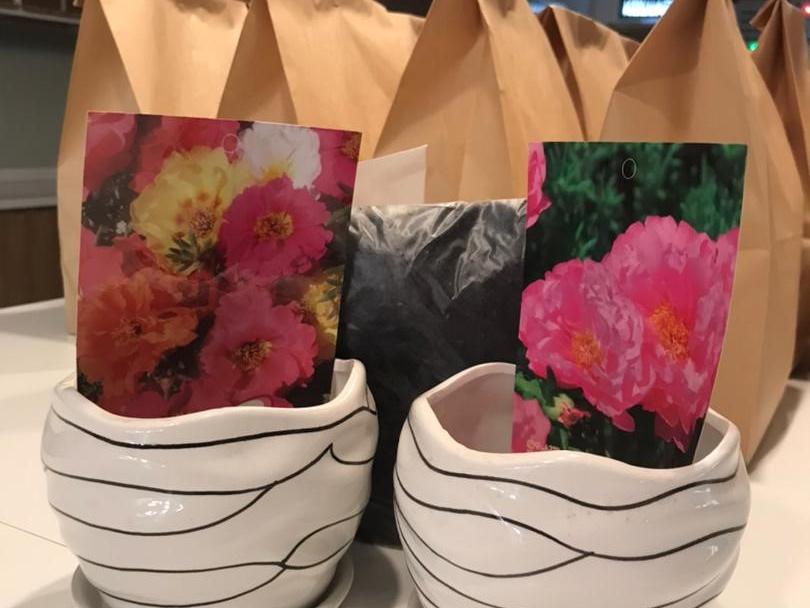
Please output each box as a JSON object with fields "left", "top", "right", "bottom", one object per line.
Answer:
{"left": 70, "top": 555, "right": 356, "bottom": 608}
{"left": 395, "top": 362, "right": 750, "bottom": 608}
{"left": 42, "top": 359, "right": 377, "bottom": 608}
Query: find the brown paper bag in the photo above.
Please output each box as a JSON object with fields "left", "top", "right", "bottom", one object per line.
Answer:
{"left": 600, "top": 0, "right": 804, "bottom": 460}
{"left": 354, "top": 146, "right": 427, "bottom": 207}
{"left": 219, "top": 0, "right": 423, "bottom": 160}
{"left": 538, "top": 5, "right": 638, "bottom": 140}
{"left": 751, "top": 0, "right": 810, "bottom": 369}
{"left": 57, "top": 0, "right": 250, "bottom": 332}
{"left": 375, "top": 0, "right": 582, "bottom": 203}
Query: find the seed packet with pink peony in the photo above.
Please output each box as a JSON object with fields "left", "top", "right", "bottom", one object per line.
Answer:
{"left": 77, "top": 112, "right": 360, "bottom": 416}
{"left": 513, "top": 143, "right": 747, "bottom": 467}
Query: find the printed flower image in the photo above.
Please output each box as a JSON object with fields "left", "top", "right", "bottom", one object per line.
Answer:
{"left": 314, "top": 129, "right": 362, "bottom": 204}
{"left": 83, "top": 112, "right": 136, "bottom": 201}
{"left": 603, "top": 217, "right": 736, "bottom": 450}
{"left": 77, "top": 113, "right": 360, "bottom": 417}
{"left": 189, "top": 282, "right": 317, "bottom": 411}
{"left": 131, "top": 147, "right": 251, "bottom": 274}
{"left": 131, "top": 116, "right": 241, "bottom": 193}
{"left": 77, "top": 268, "right": 204, "bottom": 403}
{"left": 239, "top": 123, "right": 321, "bottom": 189}
{"left": 519, "top": 259, "right": 651, "bottom": 432}
{"left": 526, "top": 143, "right": 552, "bottom": 228}
{"left": 511, "top": 393, "right": 551, "bottom": 453}
{"left": 514, "top": 143, "right": 746, "bottom": 468}
{"left": 218, "top": 177, "right": 332, "bottom": 278}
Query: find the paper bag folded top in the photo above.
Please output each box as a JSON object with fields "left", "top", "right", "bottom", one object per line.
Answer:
{"left": 751, "top": 0, "right": 810, "bottom": 369}
{"left": 539, "top": 5, "right": 638, "bottom": 140}
{"left": 58, "top": 0, "right": 423, "bottom": 333}
{"left": 376, "top": 0, "right": 583, "bottom": 204}
{"left": 600, "top": 0, "right": 804, "bottom": 460}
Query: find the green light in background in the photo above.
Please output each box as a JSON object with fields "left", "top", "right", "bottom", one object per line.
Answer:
{"left": 747, "top": 40, "right": 759, "bottom": 52}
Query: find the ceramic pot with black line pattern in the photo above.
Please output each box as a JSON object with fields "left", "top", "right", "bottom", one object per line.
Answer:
{"left": 395, "top": 362, "right": 750, "bottom": 608}
{"left": 41, "top": 359, "right": 377, "bottom": 608}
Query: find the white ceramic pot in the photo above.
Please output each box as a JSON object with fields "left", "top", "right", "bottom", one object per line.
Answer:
{"left": 42, "top": 359, "right": 377, "bottom": 608}
{"left": 395, "top": 362, "right": 750, "bottom": 608}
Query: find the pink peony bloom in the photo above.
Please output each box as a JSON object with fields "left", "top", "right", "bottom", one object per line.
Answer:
{"left": 511, "top": 393, "right": 551, "bottom": 453}
{"left": 191, "top": 282, "right": 317, "bottom": 410}
{"left": 716, "top": 227, "right": 740, "bottom": 296}
{"left": 218, "top": 178, "right": 332, "bottom": 278}
{"left": 313, "top": 129, "right": 361, "bottom": 203}
{"left": 131, "top": 117, "right": 240, "bottom": 192}
{"left": 83, "top": 112, "right": 136, "bottom": 200}
{"left": 519, "top": 259, "right": 651, "bottom": 430}
{"left": 526, "top": 143, "right": 552, "bottom": 228}
{"left": 604, "top": 217, "right": 737, "bottom": 451}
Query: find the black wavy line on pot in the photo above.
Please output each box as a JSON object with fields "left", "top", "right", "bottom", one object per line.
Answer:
{"left": 399, "top": 514, "right": 728, "bottom": 608}
{"left": 405, "top": 418, "right": 740, "bottom": 512}
{"left": 49, "top": 403, "right": 376, "bottom": 450}
{"left": 92, "top": 510, "right": 362, "bottom": 608}
{"left": 77, "top": 509, "right": 363, "bottom": 574}
{"left": 49, "top": 445, "right": 372, "bottom": 536}
{"left": 394, "top": 500, "right": 588, "bottom": 578}
{"left": 43, "top": 443, "right": 373, "bottom": 496}
{"left": 398, "top": 499, "right": 728, "bottom": 608}
{"left": 395, "top": 468, "right": 746, "bottom": 562}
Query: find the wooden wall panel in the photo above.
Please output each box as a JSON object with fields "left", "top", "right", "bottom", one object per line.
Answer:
{"left": 0, "top": 207, "right": 63, "bottom": 307}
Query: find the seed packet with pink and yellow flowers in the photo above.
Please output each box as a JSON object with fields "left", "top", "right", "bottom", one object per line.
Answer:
{"left": 513, "top": 143, "right": 747, "bottom": 467}
{"left": 76, "top": 113, "right": 360, "bottom": 417}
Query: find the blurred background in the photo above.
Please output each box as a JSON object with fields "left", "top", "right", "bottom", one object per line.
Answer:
{"left": 0, "top": 0, "right": 809, "bottom": 307}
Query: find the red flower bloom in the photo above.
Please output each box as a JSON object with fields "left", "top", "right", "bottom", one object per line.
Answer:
{"left": 189, "top": 282, "right": 317, "bottom": 410}
{"left": 218, "top": 178, "right": 332, "bottom": 278}
{"left": 77, "top": 269, "right": 202, "bottom": 400}
{"left": 131, "top": 117, "right": 240, "bottom": 192}
{"left": 83, "top": 112, "right": 136, "bottom": 201}
{"left": 313, "top": 129, "right": 361, "bottom": 203}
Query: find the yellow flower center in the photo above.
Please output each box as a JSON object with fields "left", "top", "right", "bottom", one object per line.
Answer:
{"left": 254, "top": 211, "right": 294, "bottom": 241}
{"left": 649, "top": 301, "right": 690, "bottom": 362}
{"left": 570, "top": 330, "right": 603, "bottom": 370}
{"left": 340, "top": 133, "right": 362, "bottom": 160}
{"left": 189, "top": 209, "right": 216, "bottom": 238}
{"left": 231, "top": 340, "right": 272, "bottom": 372}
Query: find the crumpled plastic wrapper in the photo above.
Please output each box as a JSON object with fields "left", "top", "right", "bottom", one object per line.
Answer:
{"left": 337, "top": 199, "right": 526, "bottom": 544}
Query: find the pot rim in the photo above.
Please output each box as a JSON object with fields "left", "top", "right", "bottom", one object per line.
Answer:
{"left": 51, "top": 358, "right": 368, "bottom": 435}
{"left": 410, "top": 362, "right": 740, "bottom": 480}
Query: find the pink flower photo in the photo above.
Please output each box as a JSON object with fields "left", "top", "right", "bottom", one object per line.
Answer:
{"left": 513, "top": 143, "right": 746, "bottom": 468}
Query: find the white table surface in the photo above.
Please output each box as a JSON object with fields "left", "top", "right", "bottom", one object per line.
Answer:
{"left": 1, "top": 299, "right": 809, "bottom": 608}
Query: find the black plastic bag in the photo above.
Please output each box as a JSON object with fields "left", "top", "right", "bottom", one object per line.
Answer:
{"left": 337, "top": 199, "right": 526, "bottom": 544}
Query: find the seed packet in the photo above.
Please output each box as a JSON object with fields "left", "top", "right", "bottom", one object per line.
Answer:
{"left": 77, "top": 113, "right": 359, "bottom": 416}
{"left": 513, "top": 142, "right": 747, "bottom": 467}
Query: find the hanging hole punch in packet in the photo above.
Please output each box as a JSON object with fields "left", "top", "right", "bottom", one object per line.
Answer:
{"left": 513, "top": 142, "right": 747, "bottom": 468}
{"left": 76, "top": 113, "right": 360, "bottom": 416}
